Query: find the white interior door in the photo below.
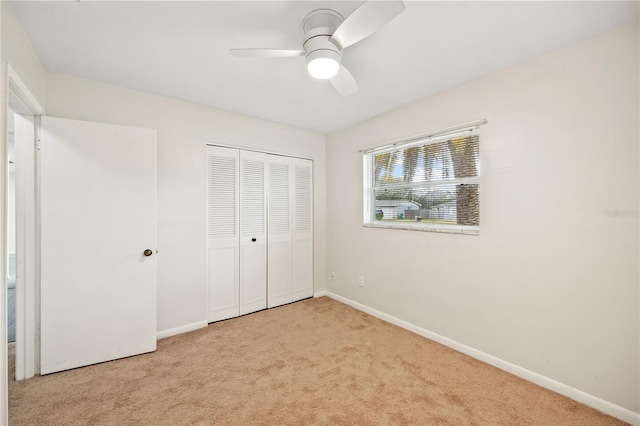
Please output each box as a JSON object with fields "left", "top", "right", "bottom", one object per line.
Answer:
{"left": 40, "top": 116, "right": 157, "bottom": 375}
{"left": 292, "top": 158, "right": 313, "bottom": 302}
{"left": 207, "top": 146, "right": 240, "bottom": 322}
{"left": 267, "top": 155, "right": 293, "bottom": 308}
{"left": 239, "top": 150, "right": 267, "bottom": 315}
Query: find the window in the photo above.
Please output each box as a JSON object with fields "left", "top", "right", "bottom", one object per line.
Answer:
{"left": 363, "top": 126, "right": 480, "bottom": 235}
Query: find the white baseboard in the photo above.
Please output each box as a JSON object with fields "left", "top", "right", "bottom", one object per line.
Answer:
{"left": 156, "top": 292, "right": 330, "bottom": 340}
{"left": 322, "top": 291, "right": 640, "bottom": 426}
{"left": 156, "top": 321, "right": 208, "bottom": 340}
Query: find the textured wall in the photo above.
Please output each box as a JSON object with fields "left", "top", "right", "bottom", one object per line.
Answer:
{"left": 46, "top": 72, "right": 327, "bottom": 335}
{"left": 326, "top": 24, "right": 639, "bottom": 412}
{"left": 1, "top": 2, "right": 46, "bottom": 110}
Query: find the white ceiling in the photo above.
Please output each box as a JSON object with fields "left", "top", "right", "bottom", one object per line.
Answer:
{"left": 11, "top": 1, "right": 639, "bottom": 134}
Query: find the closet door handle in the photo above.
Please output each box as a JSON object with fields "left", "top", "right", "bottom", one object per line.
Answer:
{"left": 251, "top": 238, "right": 257, "bottom": 242}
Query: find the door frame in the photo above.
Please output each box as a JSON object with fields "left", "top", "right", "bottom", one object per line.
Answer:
{"left": 4, "top": 64, "right": 44, "bottom": 384}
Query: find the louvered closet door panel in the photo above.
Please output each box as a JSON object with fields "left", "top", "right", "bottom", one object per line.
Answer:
{"left": 207, "top": 146, "right": 240, "bottom": 322}
{"left": 292, "top": 158, "right": 314, "bottom": 301}
{"left": 240, "top": 150, "right": 268, "bottom": 315}
{"left": 267, "top": 155, "right": 293, "bottom": 308}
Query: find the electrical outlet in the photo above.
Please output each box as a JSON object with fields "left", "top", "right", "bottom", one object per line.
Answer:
{"left": 358, "top": 276, "right": 365, "bottom": 287}
{"left": 331, "top": 273, "right": 336, "bottom": 282}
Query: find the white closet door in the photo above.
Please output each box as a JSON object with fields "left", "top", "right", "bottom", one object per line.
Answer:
{"left": 267, "top": 155, "right": 293, "bottom": 308}
{"left": 239, "top": 150, "right": 268, "bottom": 315}
{"left": 207, "top": 146, "right": 240, "bottom": 322}
{"left": 292, "top": 158, "right": 314, "bottom": 301}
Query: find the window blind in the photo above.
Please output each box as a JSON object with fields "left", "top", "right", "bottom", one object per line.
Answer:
{"left": 364, "top": 130, "right": 480, "bottom": 234}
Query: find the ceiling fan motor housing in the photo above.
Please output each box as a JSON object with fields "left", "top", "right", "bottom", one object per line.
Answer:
{"left": 229, "top": 1, "right": 405, "bottom": 94}
{"left": 302, "top": 9, "right": 344, "bottom": 62}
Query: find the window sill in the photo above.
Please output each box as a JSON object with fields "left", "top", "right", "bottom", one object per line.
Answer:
{"left": 363, "top": 222, "right": 479, "bottom": 236}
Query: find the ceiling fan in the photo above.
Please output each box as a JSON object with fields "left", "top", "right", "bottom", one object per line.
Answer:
{"left": 230, "top": 0, "right": 406, "bottom": 97}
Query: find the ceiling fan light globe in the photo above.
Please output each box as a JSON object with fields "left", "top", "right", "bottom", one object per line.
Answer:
{"left": 307, "top": 57, "right": 340, "bottom": 79}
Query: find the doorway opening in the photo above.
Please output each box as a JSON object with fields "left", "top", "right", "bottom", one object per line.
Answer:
{"left": 5, "top": 66, "right": 44, "bottom": 385}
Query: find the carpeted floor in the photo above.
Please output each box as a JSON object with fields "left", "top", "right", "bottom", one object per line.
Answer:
{"left": 9, "top": 297, "right": 626, "bottom": 425}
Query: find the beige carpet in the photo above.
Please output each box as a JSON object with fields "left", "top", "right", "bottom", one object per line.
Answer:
{"left": 9, "top": 297, "right": 626, "bottom": 425}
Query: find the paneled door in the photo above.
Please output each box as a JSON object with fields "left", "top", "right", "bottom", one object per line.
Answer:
{"left": 292, "top": 158, "right": 313, "bottom": 302}
{"left": 239, "top": 150, "right": 268, "bottom": 315}
{"left": 267, "top": 156, "right": 293, "bottom": 308}
{"left": 40, "top": 117, "right": 157, "bottom": 375}
{"left": 207, "top": 146, "right": 240, "bottom": 322}
{"left": 207, "top": 147, "right": 314, "bottom": 318}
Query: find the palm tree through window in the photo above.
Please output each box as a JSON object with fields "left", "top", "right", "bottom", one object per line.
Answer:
{"left": 365, "top": 129, "right": 480, "bottom": 234}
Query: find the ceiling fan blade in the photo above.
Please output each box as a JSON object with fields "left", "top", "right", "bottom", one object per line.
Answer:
{"left": 330, "top": 65, "right": 359, "bottom": 97}
{"left": 230, "top": 48, "right": 305, "bottom": 58}
{"left": 330, "top": 0, "right": 405, "bottom": 49}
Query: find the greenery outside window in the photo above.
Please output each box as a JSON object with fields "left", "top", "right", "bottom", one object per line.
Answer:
{"left": 363, "top": 126, "right": 480, "bottom": 235}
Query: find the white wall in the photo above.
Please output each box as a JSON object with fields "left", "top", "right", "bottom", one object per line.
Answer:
{"left": 1, "top": 4, "right": 45, "bottom": 423}
{"left": 1, "top": 0, "right": 45, "bottom": 262}
{"left": 45, "top": 72, "right": 327, "bottom": 334}
{"left": 1, "top": 2, "right": 46, "bottom": 110}
{"left": 0, "top": 4, "right": 6, "bottom": 425}
{"left": 326, "top": 24, "right": 639, "bottom": 413}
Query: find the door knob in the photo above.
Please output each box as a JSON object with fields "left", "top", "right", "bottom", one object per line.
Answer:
{"left": 143, "top": 249, "right": 153, "bottom": 257}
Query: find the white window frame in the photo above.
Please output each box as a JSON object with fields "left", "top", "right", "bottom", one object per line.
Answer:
{"left": 363, "top": 125, "right": 481, "bottom": 236}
